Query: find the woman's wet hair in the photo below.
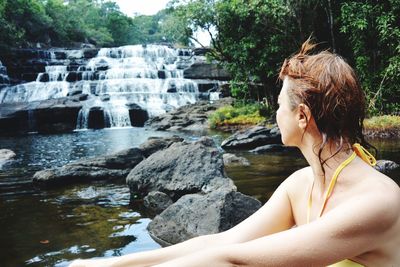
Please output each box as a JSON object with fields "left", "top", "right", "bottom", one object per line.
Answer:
{"left": 279, "top": 38, "right": 375, "bottom": 170}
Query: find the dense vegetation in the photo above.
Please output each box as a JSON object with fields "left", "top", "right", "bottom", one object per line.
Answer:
{"left": 169, "top": 0, "right": 400, "bottom": 116}
{"left": 0, "top": 0, "right": 398, "bottom": 116}
{"left": 208, "top": 102, "right": 270, "bottom": 129}
{"left": 0, "top": 0, "right": 189, "bottom": 48}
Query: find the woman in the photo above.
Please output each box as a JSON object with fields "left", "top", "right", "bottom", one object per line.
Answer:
{"left": 70, "top": 40, "right": 400, "bottom": 267}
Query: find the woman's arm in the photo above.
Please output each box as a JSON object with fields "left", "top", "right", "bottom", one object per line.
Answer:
{"left": 154, "top": 187, "right": 400, "bottom": 267}
{"left": 69, "top": 173, "right": 297, "bottom": 267}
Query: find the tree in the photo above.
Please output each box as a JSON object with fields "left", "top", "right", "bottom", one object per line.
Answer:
{"left": 340, "top": 0, "right": 400, "bottom": 114}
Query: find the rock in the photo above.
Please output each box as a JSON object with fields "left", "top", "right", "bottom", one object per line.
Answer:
{"left": 192, "top": 47, "right": 211, "bottom": 56}
{"left": 127, "top": 137, "right": 236, "bottom": 201}
{"left": 0, "top": 95, "right": 89, "bottom": 134}
{"left": 197, "top": 82, "right": 219, "bottom": 93}
{"left": 146, "top": 97, "right": 234, "bottom": 132}
{"left": 33, "top": 148, "right": 145, "bottom": 186}
{"left": 183, "top": 62, "right": 231, "bottom": 80}
{"left": 143, "top": 191, "right": 174, "bottom": 214}
{"left": 223, "top": 153, "right": 250, "bottom": 166}
{"left": 157, "top": 70, "right": 166, "bottom": 79}
{"left": 139, "top": 136, "right": 184, "bottom": 157}
{"left": 148, "top": 190, "right": 262, "bottom": 246}
{"left": 0, "top": 149, "right": 15, "bottom": 161}
{"left": 221, "top": 125, "right": 281, "bottom": 150}
{"left": 71, "top": 93, "right": 88, "bottom": 101}
{"left": 127, "top": 103, "right": 149, "bottom": 127}
{"left": 0, "top": 149, "right": 16, "bottom": 167}
{"left": 249, "top": 144, "right": 297, "bottom": 153}
{"left": 32, "top": 166, "right": 130, "bottom": 186}
{"left": 83, "top": 48, "right": 99, "bottom": 58}
{"left": 100, "top": 94, "right": 110, "bottom": 101}
{"left": 87, "top": 107, "right": 106, "bottom": 129}
{"left": 374, "top": 160, "right": 400, "bottom": 174}
{"left": 67, "top": 89, "right": 83, "bottom": 96}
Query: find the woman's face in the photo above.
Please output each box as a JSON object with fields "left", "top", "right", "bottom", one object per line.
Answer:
{"left": 276, "top": 78, "right": 302, "bottom": 146}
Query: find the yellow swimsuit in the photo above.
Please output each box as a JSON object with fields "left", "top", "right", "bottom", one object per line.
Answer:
{"left": 307, "top": 143, "right": 376, "bottom": 267}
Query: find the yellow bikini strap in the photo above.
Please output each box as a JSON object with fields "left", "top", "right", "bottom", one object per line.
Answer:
{"left": 352, "top": 143, "right": 377, "bottom": 166}
{"left": 307, "top": 152, "right": 357, "bottom": 223}
{"left": 307, "top": 143, "right": 376, "bottom": 223}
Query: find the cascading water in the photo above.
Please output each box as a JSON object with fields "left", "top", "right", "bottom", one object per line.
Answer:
{"left": 0, "top": 60, "right": 10, "bottom": 88}
{"left": 0, "top": 45, "right": 212, "bottom": 129}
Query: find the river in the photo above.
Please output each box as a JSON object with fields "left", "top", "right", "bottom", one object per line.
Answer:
{"left": 0, "top": 127, "right": 399, "bottom": 267}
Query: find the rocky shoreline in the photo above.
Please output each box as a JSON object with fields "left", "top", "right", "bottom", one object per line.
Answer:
{"left": 22, "top": 97, "right": 398, "bottom": 247}
{"left": 33, "top": 135, "right": 262, "bottom": 245}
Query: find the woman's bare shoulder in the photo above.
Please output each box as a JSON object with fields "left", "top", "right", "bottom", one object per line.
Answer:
{"left": 283, "top": 166, "right": 312, "bottom": 195}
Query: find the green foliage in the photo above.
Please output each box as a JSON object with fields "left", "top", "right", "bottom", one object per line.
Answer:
{"left": 0, "top": 0, "right": 189, "bottom": 48}
{"left": 340, "top": 0, "right": 400, "bottom": 115}
{"left": 170, "top": 0, "right": 317, "bottom": 107}
{"left": 364, "top": 115, "right": 400, "bottom": 131}
{"left": 208, "top": 102, "right": 271, "bottom": 128}
{"left": 171, "top": 0, "right": 399, "bottom": 115}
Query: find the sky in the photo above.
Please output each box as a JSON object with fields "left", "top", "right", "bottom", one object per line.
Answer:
{"left": 112, "top": 0, "right": 211, "bottom": 46}
{"left": 112, "top": 0, "right": 170, "bottom": 16}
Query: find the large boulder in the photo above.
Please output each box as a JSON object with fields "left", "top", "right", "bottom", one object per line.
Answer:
{"left": 183, "top": 62, "right": 231, "bottom": 80}
{"left": 126, "top": 137, "right": 236, "bottom": 201}
{"left": 221, "top": 125, "right": 281, "bottom": 150}
{"left": 33, "top": 148, "right": 145, "bottom": 186}
{"left": 127, "top": 103, "right": 149, "bottom": 127}
{"left": 0, "top": 97, "right": 83, "bottom": 134}
{"left": 143, "top": 191, "right": 174, "bottom": 215}
{"left": 32, "top": 136, "right": 185, "bottom": 187}
{"left": 146, "top": 97, "right": 234, "bottom": 132}
{"left": 138, "top": 136, "right": 184, "bottom": 157}
{"left": 34, "top": 98, "right": 82, "bottom": 133}
{"left": 148, "top": 190, "right": 262, "bottom": 246}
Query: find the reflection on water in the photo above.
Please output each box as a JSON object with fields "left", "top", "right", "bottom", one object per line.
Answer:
{"left": 226, "top": 139, "right": 400, "bottom": 203}
{"left": 0, "top": 128, "right": 399, "bottom": 266}
{"left": 0, "top": 128, "right": 171, "bottom": 267}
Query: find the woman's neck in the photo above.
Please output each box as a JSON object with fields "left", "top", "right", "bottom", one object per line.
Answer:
{"left": 298, "top": 135, "right": 353, "bottom": 194}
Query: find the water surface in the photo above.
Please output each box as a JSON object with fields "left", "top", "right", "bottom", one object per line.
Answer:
{"left": 0, "top": 129, "right": 398, "bottom": 266}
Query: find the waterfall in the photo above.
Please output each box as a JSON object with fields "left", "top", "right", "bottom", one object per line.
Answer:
{"left": 0, "top": 60, "right": 10, "bottom": 88}
{"left": 0, "top": 45, "right": 209, "bottom": 129}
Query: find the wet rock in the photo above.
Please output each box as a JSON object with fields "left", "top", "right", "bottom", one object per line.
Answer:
{"left": 67, "top": 89, "right": 83, "bottom": 96}
{"left": 143, "top": 191, "right": 174, "bottom": 214}
{"left": 0, "top": 97, "right": 86, "bottom": 134}
{"left": 146, "top": 97, "right": 234, "bottom": 133}
{"left": 249, "top": 144, "right": 297, "bottom": 153}
{"left": 127, "top": 137, "right": 236, "bottom": 201}
{"left": 374, "top": 160, "right": 400, "bottom": 174}
{"left": 183, "top": 62, "right": 231, "bottom": 81}
{"left": 197, "top": 82, "right": 219, "bottom": 93}
{"left": 148, "top": 190, "right": 262, "bottom": 246}
{"left": 33, "top": 148, "right": 145, "bottom": 186}
{"left": 100, "top": 94, "right": 110, "bottom": 101}
{"left": 127, "top": 103, "right": 149, "bottom": 127}
{"left": 138, "top": 136, "right": 184, "bottom": 157}
{"left": 223, "top": 153, "right": 250, "bottom": 166}
{"left": 0, "top": 149, "right": 15, "bottom": 161}
{"left": 34, "top": 98, "right": 82, "bottom": 134}
{"left": 221, "top": 125, "right": 281, "bottom": 150}
{"left": 87, "top": 107, "right": 107, "bottom": 129}
{"left": 0, "top": 149, "right": 16, "bottom": 168}
{"left": 192, "top": 47, "right": 211, "bottom": 56}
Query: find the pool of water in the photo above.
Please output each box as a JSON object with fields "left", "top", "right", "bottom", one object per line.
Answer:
{"left": 0, "top": 128, "right": 176, "bottom": 267}
{"left": 0, "top": 128, "right": 398, "bottom": 266}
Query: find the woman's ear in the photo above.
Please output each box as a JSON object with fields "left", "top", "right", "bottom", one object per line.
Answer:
{"left": 297, "top": 103, "right": 311, "bottom": 130}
